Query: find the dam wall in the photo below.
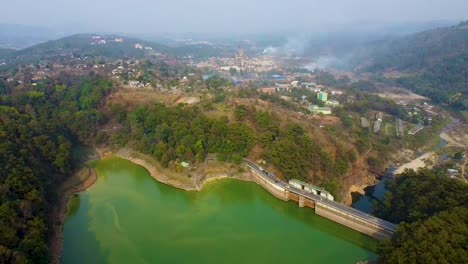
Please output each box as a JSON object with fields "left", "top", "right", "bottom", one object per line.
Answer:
{"left": 315, "top": 203, "right": 394, "bottom": 240}
{"left": 245, "top": 163, "right": 395, "bottom": 240}
{"left": 250, "top": 170, "right": 289, "bottom": 201}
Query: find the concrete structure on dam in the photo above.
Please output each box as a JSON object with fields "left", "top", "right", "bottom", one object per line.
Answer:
{"left": 243, "top": 159, "right": 397, "bottom": 240}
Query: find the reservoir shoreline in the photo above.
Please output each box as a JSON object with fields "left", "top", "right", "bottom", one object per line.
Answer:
{"left": 51, "top": 147, "right": 253, "bottom": 263}
{"left": 54, "top": 145, "right": 390, "bottom": 263}
{"left": 50, "top": 168, "right": 98, "bottom": 264}
{"left": 61, "top": 157, "right": 377, "bottom": 263}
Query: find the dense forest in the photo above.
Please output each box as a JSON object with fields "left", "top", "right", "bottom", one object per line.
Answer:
{"left": 0, "top": 78, "right": 111, "bottom": 263}
{"left": 106, "top": 103, "right": 353, "bottom": 195}
{"left": 375, "top": 169, "right": 468, "bottom": 263}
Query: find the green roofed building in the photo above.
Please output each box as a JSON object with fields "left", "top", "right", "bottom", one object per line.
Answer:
{"left": 317, "top": 92, "right": 328, "bottom": 102}
{"left": 289, "top": 179, "right": 334, "bottom": 201}
{"left": 308, "top": 105, "right": 332, "bottom": 115}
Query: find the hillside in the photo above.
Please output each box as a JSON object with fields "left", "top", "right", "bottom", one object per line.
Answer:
{"left": 362, "top": 21, "right": 468, "bottom": 71}
{"left": 357, "top": 21, "right": 468, "bottom": 109}
{"left": 4, "top": 34, "right": 171, "bottom": 64}
{"left": 0, "top": 48, "right": 14, "bottom": 59}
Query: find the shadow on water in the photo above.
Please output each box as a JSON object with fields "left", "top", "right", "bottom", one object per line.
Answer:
{"left": 62, "top": 194, "right": 109, "bottom": 264}
{"left": 352, "top": 165, "right": 398, "bottom": 214}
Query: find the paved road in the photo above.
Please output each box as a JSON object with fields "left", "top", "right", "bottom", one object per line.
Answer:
{"left": 243, "top": 159, "right": 397, "bottom": 233}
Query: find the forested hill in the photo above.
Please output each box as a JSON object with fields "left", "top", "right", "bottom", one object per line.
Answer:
{"left": 0, "top": 48, "right": 14, "bottom": 59}
{"left": 1, "top": 33, "right": 234, "bottom": 66}
{"left": 3, "top": 34, "right": 171, "bottom": 64}
{"left": 0, "top": 77, "right": 112, "bottom": 262}
{"left": 357, "top": 21, "right": 468, "bottom": 109}
{"left": 361, "top": 21, "right": 468, "bottom": 72}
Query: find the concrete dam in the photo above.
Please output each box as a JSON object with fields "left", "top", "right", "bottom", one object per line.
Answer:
{"left": 243, "top": 159, "right": 397, "bottom": 240}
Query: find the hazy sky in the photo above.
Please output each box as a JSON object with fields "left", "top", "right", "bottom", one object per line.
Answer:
{"left": 2, "top": 0, "right": 467, "bottom": 33}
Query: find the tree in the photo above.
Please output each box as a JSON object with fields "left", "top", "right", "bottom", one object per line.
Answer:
{"left": 234, "top": 105, "right": 247, "bottom": 121}
{"left": 229, "top": 67, "right": 238, "bottom": 76}
{"left": 375, "top": 168, "right": 468, "bottom": 263}
{"left": 375, "top": 169, "right": 468, "bottom": 223}
{"left": 379, "top": 207, "right": 468, "bottom": 263}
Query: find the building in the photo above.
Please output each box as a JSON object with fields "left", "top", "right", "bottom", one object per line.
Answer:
{"left": 220, "top": 66, "right": 241, "bottom": 72}
{"left": 360, "top": 117, "right": 370, "bottom": 128}
{"left": 308, "top": 105, "right": 332, "bottom": 115}
{"left": 275, "top": 83, "right": 290, "bottom": 91}
{"left": 395, "top": 118, "right": 404, "bottom": 137}
{"left": 317, "top": 92, "right": 328, "bottom": 102}
{"left": 330, "top": 90, "right": 343, "bottom": 95}
{"left": 375, "top": 112, "right": 383, "bottom": 121}
{"left": 289, "top": 179, "right": 334, "bottom": 201}
{"left": 235, "top": 46, "right": 247, "bottom": 70}
{"left": 301, "top": 82, "right": 316, "bottom": 88}
{"left": 128, "top": 80, "right": 142, "bottom": 87}
{"left": 373, "top": 120, "right": 382, "bottom": 133}
{"left": 325, "top": 100, "right": 340, "bottom": 107}
{"left": 408, "top": 124, "right": 424, "bottom": 135}
{"left": 271, "top": 74, "right": 286, "bottom": 81}
{"left": 259, "top": 87, "right": 276, "bottom": 94}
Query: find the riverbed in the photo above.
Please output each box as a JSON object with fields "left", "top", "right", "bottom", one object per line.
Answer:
{"left": 62, "top": 157, "right": 377, "bottom": 263}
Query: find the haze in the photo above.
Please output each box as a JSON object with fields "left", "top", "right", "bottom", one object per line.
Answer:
{"left": 2, "top": 0, "right": 467, "bottom": 34}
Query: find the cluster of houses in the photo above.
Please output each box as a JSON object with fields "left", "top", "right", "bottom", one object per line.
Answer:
{"left": 90, "top": 36, "right": 125, "bottom": 45}
{"left": 360, "top": 112, "right": 383, "bottom": 133}
{"left": 373, "top": 112, "right": 383, "bottom": 133}
{"left": 259, "top": 81, "right": 343, "bottom": 115}
{"left": 360, "top": 111, "right": 425, "bottom": 136}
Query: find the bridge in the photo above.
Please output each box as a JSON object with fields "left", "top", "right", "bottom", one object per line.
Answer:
{"left": 243, "top": 159, "right": 397, "bottom": 240}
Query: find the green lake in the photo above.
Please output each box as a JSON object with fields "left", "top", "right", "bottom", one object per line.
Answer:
{"left": 62, "top": 157, "right": 377, "bottom": 263}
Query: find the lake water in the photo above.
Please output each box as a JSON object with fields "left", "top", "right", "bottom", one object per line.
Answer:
{"left": 62, "top": 157, "right": 377, "bottom": 263}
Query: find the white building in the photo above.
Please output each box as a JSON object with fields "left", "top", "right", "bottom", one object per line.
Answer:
{"left": 289, "top": 179, "right": 334, "bottom": 201}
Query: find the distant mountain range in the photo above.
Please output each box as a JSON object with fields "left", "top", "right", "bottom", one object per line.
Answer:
{"left": 356, "top": 21, "right": 467, "bottom": 109}
{"left": 3, "top": 34, "right": 172, "bottom": 63}
{"left": 359, "top": 20, "right": 468, "bottom": 72}
{"left": 0, "top": 32, "right": 236, "bottom": 65}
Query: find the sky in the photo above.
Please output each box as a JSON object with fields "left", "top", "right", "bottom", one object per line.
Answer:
{"left": 2, "top": 0, "right": 467, "bottom": 33}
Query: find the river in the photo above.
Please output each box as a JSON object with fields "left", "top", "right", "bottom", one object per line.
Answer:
{"left": 352, "top": 128, "right": 450, "bottom": 213}
{"left": 62, "top": 157, "right": 377, "bottom": 263}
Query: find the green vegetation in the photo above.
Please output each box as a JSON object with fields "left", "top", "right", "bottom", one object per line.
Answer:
{"left": 0, "top": 78, "right": 111, "bottom": 262}
{"left": 379, "top": 207, "right": 467, "bottom": 263}
{"left": 375, "top": 169, "right": 468, "bottom": 262}
{"left": 344, "top": 93, "right": 408, "bottom": 120}
{"left": 111, "top": 104, "right": 254, "bottom": 165}
{"left": 104, "top": 102, "right": 352, "bottom": 198}
{"left": 259, "top": 93, "right": 302, "bottom": 112}
{"left": 375, "top": 169, "right": 468, "bottom": 223}
{"left": 314, "top": 70, "right": 350, "bottom": 87}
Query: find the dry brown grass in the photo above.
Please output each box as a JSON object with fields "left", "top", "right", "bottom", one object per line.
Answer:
{"left": 104, "top": 88, "right": 208, "bottom": 114}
